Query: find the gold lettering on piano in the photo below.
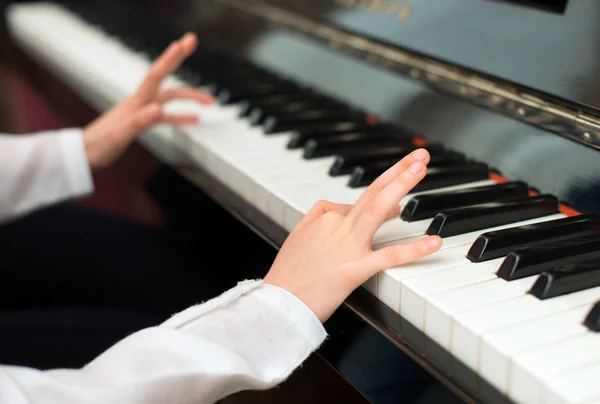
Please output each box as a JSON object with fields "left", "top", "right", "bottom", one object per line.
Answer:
{"left": 334, "top": 0, "right": 412, "bottom": 21}
{"left": 386, "top": 0, "right": 404, "bottom": 15}
{"left": 369, "top": 0, "right": 389, "bottom": 13}
{"left": 399, "top": 3, "right": 411, "bottom": 20}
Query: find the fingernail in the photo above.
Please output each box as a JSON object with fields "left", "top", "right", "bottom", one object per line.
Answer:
{"left": 408, "top": 161, "right": 425, "bottom": 174}
{"left": 412, "top": 148, "right": 428, "bottom": 161}
{"left": 428, "top": 236, "right": 442, "bottom": 248}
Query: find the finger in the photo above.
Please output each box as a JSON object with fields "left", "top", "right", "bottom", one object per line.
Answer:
{"left": 346, "top": 148, "right": 430, "bottom": 224}
{"left": 351, "top": 158, "right": 428, "bottom": 238}
{"left": 293, "top": 200, "right": 349, "bottom": 232}
{"left": 179, "top": 31, "right": 198, "bottom": 54}
{"left": 158, "top": 88, "right": 215, "bottom": 105}
{"left": 135, "top": 33, "right": 198, "bottom": 101}
{"left": 112, "top": 103, "right": 162, "bottom": 144}
{"left": 294, "top": 201, "right": 399, "bottom": 233}
{"left": 386, "top": 204, "right": 401, "bottom": 220}
{"left": 361, "top": 235, "right": 442, "bottom": 275}
{"left": 160, "top": 113, "right": 199, "bottom": 125}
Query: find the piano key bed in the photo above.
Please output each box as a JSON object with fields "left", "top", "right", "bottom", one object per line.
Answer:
{"left": 6, "top": 2, "right": 600, "bottom": 403}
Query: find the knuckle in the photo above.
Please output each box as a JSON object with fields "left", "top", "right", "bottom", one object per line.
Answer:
{"left": 397, "top": 175, "right": 414, "bottom": 189}
{"left": 321, "top": 210, "right": 343, "bottom": 226}
{"left": 418, "top": 238, "right": 438, "bottom": 254}
{"left": 397, "top": 170, "right": 422, "bottom": 188}
{"left": 365, "top": 181, "right": 383, "bottom": 198}
{"left": 365, "top": 198, "right": 385, "bottom": 217}
{"left": 314, "top": 199, "right": 330, "bottom": 210}
{"left": 145, "top": 67, "right": 161, "bottom": 82}
{"left": 311, "top": 199, "right": 328, "bottom": 215}
{"left": 133, "top": 114, "right": 149, "bottom": 129}
{"left": 158, "top": 89, "right": 171, "bottom": 99}
{"left": 123, "top": 96, "right": 140, "bottom": 108}
{"left": 383, "top": 248, "right": 400, "bottom": 266}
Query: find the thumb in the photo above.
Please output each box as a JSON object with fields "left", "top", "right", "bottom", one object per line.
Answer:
{"left": 361, "top": 235, "right": 442, "bottom": 279}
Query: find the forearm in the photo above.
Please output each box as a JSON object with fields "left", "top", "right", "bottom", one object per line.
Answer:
{"left": 0, "top": 128, "right": 93, "bottom": 223}
{"left": 0, "top": 280, "right": 327, "bottom": 404}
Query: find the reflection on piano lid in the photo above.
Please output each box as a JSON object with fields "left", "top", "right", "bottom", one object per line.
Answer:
{"left": 6, "top": 0, "right": 600, "bottom": 403}
{"left": 483, "top": 0, "right": 569, "bottom": 14}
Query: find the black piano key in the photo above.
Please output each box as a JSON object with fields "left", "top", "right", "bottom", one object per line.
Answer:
{"left": 303, "top": 134, "right": 414, "bottom": 159}
{"left": 528, "top": 258, "right": 600, "bottom": 299}
{"left": 328, "top": 145, "right": 449, "bottom": 176}
{"left": 196, "top": 67, "right": 266, "bottom": 88}
{"left": 204, "top": 75, "right": 286, "bottom": 95}
{"left": 467, "top": 214, "right": 600, "bottom": 262}
{"left": 193, "top": 60, "right": 258, "bottom": 75}
{"left": 249, "top": 100, "right": 339, "bottom": 125}
{"left": 413, "top": 153, "right": 467, "bottom": 167}
{"left": 239, "top": 95, "right": 323, "bottom": 117}
{"left": 213, "top": 76, "right": 296, "bottom": 94}
{"left": 287, "top": 122, "right": 394, "bottom": 149}
{"left": 345, "top": 153, "right": 466, "bottom": 173}
{"left": 348, "top": 162, "right": 488, "bottom": 189}
{"left": 187, "top": 53, "right": 240, "bottom": 70}
{"left": 401, "top": 182, "right": 530, "bottom": 222}
{"left": 497, "top": 234, "right": 600, "bottom": 281}
{"left": 205, "top": 76, "right": 281, "bottom": 95}
{"left": 426, "top": 195, "right": 559, "bottom": 238}
{"left": 217, "top": 82, "right": 300, "bottom": 104}
{"left": 584, "top": 301, "right": 600, "bottom": 332}
{"left": 263, "top": 109, "right": 362, "bottom": 134}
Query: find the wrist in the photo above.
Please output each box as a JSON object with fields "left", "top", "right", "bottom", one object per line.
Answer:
{"left": 82, "top": 130, "right": 99, "bottom": 170}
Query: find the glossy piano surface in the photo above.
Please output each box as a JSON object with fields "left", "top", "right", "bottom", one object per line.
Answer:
{"left": 151, "top": 0, "right": 600, "bottom": 215}
{"left": 258, "top": 0, "right": 600, "bottom": 114}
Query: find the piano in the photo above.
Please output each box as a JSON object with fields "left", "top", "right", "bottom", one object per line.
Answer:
{"left": 4, "top": 0, "right": 600, "bottom": 402}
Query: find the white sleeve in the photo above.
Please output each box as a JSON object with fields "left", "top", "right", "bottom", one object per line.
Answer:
{"left": 0, "top": 128, "right": 94, "bottom": 224}
{"left": 0, "top": 280, "right": 328, "bottom": 404}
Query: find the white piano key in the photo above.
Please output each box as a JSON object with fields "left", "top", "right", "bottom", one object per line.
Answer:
{"left": 479, "top": 305, "right": 590, "bottom": 400}
{"left": 252, "top": 158, "right": 338, "bottom": 215}
{"left": 509, "top": 332, "right": 600, "bottom": 404}
{"left": 375, "top": 243, "right": 470, "bottom": 313}
{"left": 545, "top": 362, "right": 600, "bottom": 404}
{"left": 273, "top": 178, "right": 363, "bottom": 211}
{"left": 279, "top": 177, "right": 356, "bottom": 230}
{"left": 452, "top": 286, "right": 600, "bottom": 396}
{"left": 400, "top": 257, "right": 502, "bottom": 335}
{"left": 362, "top": 275, "right": 378, "bottom": 296}
{"left": 374, "top": 213, "right": 565, "bottom": 320}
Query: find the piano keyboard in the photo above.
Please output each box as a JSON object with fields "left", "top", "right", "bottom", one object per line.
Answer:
{"left": 7, "top": 2, "right": 600, "bottom": 403}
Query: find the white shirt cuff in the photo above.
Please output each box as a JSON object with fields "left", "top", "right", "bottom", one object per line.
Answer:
{"left": 256, "top": 283, "right": 327, "bottom": 348}
{"left": 56, "top": 128, "right": 94, "bottom": 198}
{"left": 161, "top": 280, "right": 327, "bottom": 350}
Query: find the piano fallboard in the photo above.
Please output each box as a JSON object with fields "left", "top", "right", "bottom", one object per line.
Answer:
{"left": 22, "top": 0, "right": 599, "bottom": 219}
